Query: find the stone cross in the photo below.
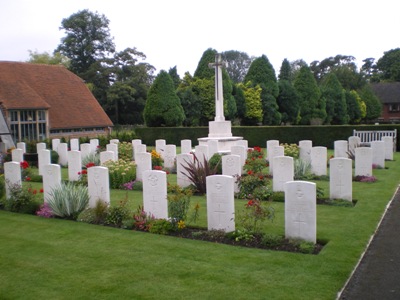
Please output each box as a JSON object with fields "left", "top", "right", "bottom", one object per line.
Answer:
{"left": 208, "top": 53, "right": 225, "bottom": 122}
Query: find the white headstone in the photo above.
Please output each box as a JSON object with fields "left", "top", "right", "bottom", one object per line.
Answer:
{"left": 16, "top": 142, "right": 26, "bottom": 154}
{"left": 310, "top": 146, "right": 327, "bottom": 176}
{"left": 236, "top": 139, "right": 248, "bottom": 150}
{"left": 132, "top": 139, "right": 142, "bottom": 160}
{"left": 195, "top": 145, "right": 209, "bottom": 161}
{"left": 100, "top": 151, "right": 115, "bottom": 165}
{"left": 88, "top": 166, "right": 110, "bottom": 208}
{"left": 348, "top": 136, "right": 361, "bottom": 154}
{"left": 109, "top": 139, "right": 119, "bottom": 144}
{"left": 382, "top": 136, "right": 394, "bottom": 160}
{"left": 371, "top": 141, "right": 385, "bottom": 168}
{"left": 230, "top": 145, "right": 246, "bottom": 167}
{"left": 273, "top": 156, "right": 294, "bottom": 192}
{"left": 106, "top": 143, "right": 118, "bottom": 161}
{"left": 207, "top": 140, "right": 219, "bottom": 158}
{"left": 269, "top": 146, "right": 284, "bottom": 175}
{"left": 285, "top": 181, "right": 316, "bottom": 243}
{"left": 176, "top": 153, "right": 194, "bottom": 188}
{"left": 222, "top": 154, "right": 241, "bottom": 193}
{"left": 80, "top": 143, "right": 92, "bottom": 161}
{"left": 89, "top": 139, "right": 99, "bottom": 154}
{"left": 68, "top": 150, "right": 82, "bottom": 182}
{"left": 4, "top": 161, "right": 22, "bottom": 199}
{"left": 136, "top": 152, "right": 152, "bottom": 181}
{"left": 11, "top": 148, "right": 24, "bottom": 163}
{"left": 52, "top": 139, "right": 60, "bottom": 152}
{"left": 266, "top": 140, "right": 279, "bottom": 162}
{"left": 0, "top": 142, "right": 8, "bottom": 153}
{"left": 180, "top": 139, "right": 192, "bottom": 154}
{"left": 70, "top": 138, "right": 79, "bottom": 151}
{"left": 206, "top": 175, "right": 235, "bottom": 232}
{"left": 43, "top": 164, "right": 61, "bottom": 203}
{"left": 355, "top": 147, "right": 373, "bottom": 177}
{"left": 38, "top": 149, "right": 51, "bottom": 176}
{"left": 155, "top": 139, "right": 166, "bottom": 158}
{"left": 36, "top": 142, "right": 46, "bottom": 152}
{"left": 134, "top": 144, "right": 146, "bottom": 162}
{"left": 334, "top": 140, "right": 348, "bottom": 158}
{"left": 57, "top": 143, "right": 68, "bottom": 166}
{"left": 299, "top": 140, "right": 312, "bottom": 163}
{"left": 143, "top": 170, "right": 168, "bottom": 219}
{"left": 330, "top": 158, "right": 352, "bottom": 201}
{"left": 164, "top": 144, "right": 176, "bottom": 171}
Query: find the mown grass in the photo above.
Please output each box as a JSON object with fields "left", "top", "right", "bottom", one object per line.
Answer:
{"left": 0, "top": 153, "right": 399, "bottom": 299}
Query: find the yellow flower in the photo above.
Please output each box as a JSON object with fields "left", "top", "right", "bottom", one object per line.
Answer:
{"left": 177, "top": 220, "right": 186, "bottom": 229}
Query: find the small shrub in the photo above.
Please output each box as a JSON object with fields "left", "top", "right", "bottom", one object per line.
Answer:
{"left": 77, "top": 200, "right": 109, "bottom": 224}
{"left": 167, "top": 184, "right": 192, "bottom": 227}
{"left": 281, "top": 143, "right": 299, "bottom": 158}
{"left": 105, "top": 196, "right": 130, "bottom": 227}
{"left": 150, "top": 150, "right": 163, "bottom": 168}
{"left": 237, "top": 173, "right": 271, "bottom": 200}
{"left": 82, "top": 153, "right": 100, "bottom": 167}
{"left": 244, "top": 146, "right": 267, "bottom": 174}
{"left": 354, "top": 175, "right": 377, "bottom": 182}
{"left": 50, "top": 150, "right": 59, "bottom": 164}
{"left": 236, "top": 199, "right": 275, "bottom": 234}
{"left": 262, "top": 234, "right": 284, "bottom": 248}
{"left": 229, "top": 229, "right": 255, "bottom": 242}
{"left": 122, "top": 180, "right": 143, "bottom": 191}
{"left": 208, "top": 153, "right": 223, "bottom": 174}
{"left": 1, "top": 182, "right": 42, "bottom": 214}
{"left": 118, "top": 142, "right": 133, "bottom": 162}
{"left": 148, "top": 219, "right": 174, "bottom": 235}
{"left": 294, "top": 159, "right": 312, "bottom": 180}
{"left": 36, "top": 202, "right": 54, "bottom": 218}
{"left": 133, "top": 205, "right": 155, "bottom": 231}
{"left": 104, "top": 159, "right": 136, "bottom": 189}
{"left": 269, "top": 191, "right": 285, "bottom": 202}
{"left": 47, "top": 181, "right": 89, "bottom": 220}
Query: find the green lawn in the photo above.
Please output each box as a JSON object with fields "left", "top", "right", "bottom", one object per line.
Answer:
{"left": 0, "top": 153, "right": 399, "bottom": 299}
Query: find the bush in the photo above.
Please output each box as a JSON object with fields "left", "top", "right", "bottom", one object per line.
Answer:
{"left": 1, "top": 182, "right": 42, "bottom": 214}
{"left": 133, "top": 205, "right": 155, "bottom": 231}
{"left": 103, "top": 159, "right": 136, "bottom": 189}
{"left": 282, "top": 143, "right": 299, "bottom": 158}
{"left": 148, "top": 219, "right": 174, "bottom": 235}
{"left": 150, "top": 150, "right": 163, "bottom": 168}
{"left": 47, "top": 181, "right": 89, "bottom": 220}
{"left": 77, "top": 200, "right": 109, "bottom": 224}
{"left": 118, "top": 142, "right": 133, "bottom": 162}
{"left": 167, "top": 184, "right": 192, "bottom": 227}
{"left": 208, "top": 153, "right": 223, "bottom": 174}
{"left": 82, "top": 153, "right": 100, "bottom": 168}
{"left": 237, "top": 173, "right": 272, "bottom": 200}
{"left": 236, "top": 199, "right": 275, "bottom": 234}
{"left": 294, "top": 159, "right": 312, "bottom": 180}
{"left": 105, "top": 197, "right": 131, "bottom": 227}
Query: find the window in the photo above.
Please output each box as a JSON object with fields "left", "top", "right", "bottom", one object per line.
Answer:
{"left": 389, "top": 104, "right": 400, "bottom": 112}
{"left": 9, "top": 110, "right": 47, "bottom": 143}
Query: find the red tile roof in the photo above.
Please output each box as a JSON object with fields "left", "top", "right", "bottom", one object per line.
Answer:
{"left": 0, "top": 61, "right": 113, "bottom": 129}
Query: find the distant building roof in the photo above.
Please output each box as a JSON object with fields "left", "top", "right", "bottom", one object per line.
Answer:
{"left": 371, "top": 82, "right": 400, "bottom": 104}
{"left": 0, "top": 61, "right": 113, "bottom": 129}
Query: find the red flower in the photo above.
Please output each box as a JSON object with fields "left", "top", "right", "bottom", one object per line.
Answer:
{"left": 25, "top": 177, "right": 31, "bottom": 181}
{"left": 153, "top": 166, "right": 163, "bottom": 171}
{"left": 247, "top": 170, "right": 253, "bottom": 175}
{"left": 20, "top": 161, "right": 29, "bottom": 169}
{"left": 81, "top": 170, "right": 87, "bottom": 175}
{"left": 78, "top": 171, "right": 81, "bottom": 175}
{"left": 254, "top": 146, "right": 261, "bottom": 152}
{"left": 40, "top": 188, "right": 44, "bottom": 193}
{"left": 86, "top": 162, "right": 96, "bottom": 168}
{"left": 246, "top": 200, "right": 255, "bottom": 207}
{"left": 32, "top": 190, "right": 37, "bottom": 195}
{"left": 258, "top": 156, "right": 263, "bottom": 159}
{"left": 259, "top": 175, "right": 264, "bottom": 180}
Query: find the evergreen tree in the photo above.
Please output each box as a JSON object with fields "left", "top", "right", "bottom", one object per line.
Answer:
{"left": 277, "top": 80, "right": 300, "bottom": 124}
{"left": 278, "top": 59, "right": 291, "bottom": 82}
{"left": 168, "top": 66, "right": 181, "bottom": 89}
{"left": 144, "top": 70, "right": 185, "bottom": 127}
{"left": 320, "top": 73, "right": 349, "bottom": 124}
{"left": 359, "top": 85, "right": 382, "bottom": 121}
{"left": 244, "top": 55, "right": 281, "bottom": 125}
{"left": 194, "top": 48, "right": 217, "bottom": 79}
{"left": 293, "top": 66, "right": 326, "bottom": 125}
{"left": 232, "top": 84, "right": 246, "bottom": 123}
{"left": 237, "top": 82, "right": 263, "bottom": 125}
{"left": 345, "top": 90, "right": 365, "bottom": 124}
{"left": 177, "top": 72, "right": 202, "bottom": 126}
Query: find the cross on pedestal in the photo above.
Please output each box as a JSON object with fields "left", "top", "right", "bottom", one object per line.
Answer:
{"left": 208, "top": 53, "right": 225, "bottom": 122}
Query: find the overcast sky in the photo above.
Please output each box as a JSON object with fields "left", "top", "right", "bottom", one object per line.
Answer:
{"left": 1, "top": 0, "right": 399, "bottom": 77}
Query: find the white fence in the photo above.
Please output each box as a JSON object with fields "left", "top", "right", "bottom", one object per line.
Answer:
{"left": 353, "top": 129, "right": 397, "bottom": 151}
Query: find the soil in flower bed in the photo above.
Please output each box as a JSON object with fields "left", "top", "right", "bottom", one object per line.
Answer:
{"left": 166, "top": 227, "right": 326, "bottom": 255}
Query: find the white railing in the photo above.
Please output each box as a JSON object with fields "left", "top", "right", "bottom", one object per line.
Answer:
{"left": 353, "top": 129, "right": 397, "bottom": 151}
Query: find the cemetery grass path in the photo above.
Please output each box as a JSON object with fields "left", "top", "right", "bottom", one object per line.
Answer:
{"left": 0, "top": 153, "right": 399, "bottom": 299}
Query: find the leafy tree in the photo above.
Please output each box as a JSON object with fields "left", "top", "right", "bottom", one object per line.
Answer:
{"left": 310, "top": 55, "right": 357, "bottom": 83}
{"left": 244, "top": 55, "right": 281, "bottom": 125}
{"left": 232, "top": 84, "right": 246, "bottom": 123}
{"left": 293, "top": 66, "right": 326, "bottom": 125}
{"left": 222, "top": 50, "right": 253, "bottom": 83}
{"left": 27, "top": 50, "right": 70, "bottom": 67}
{"left": 290, "top": 59, "right": 308, "bottom": 82}
{"left": 277, "top": 80, "right": 300, "bottom": 124}
{"left": 345, "top": 90, "right": 365, "bottom": 124}
{"left": 191, "top": 77, "right": 215, "bottom": 125}
{"left": 194, "top": 48, "right": 217, "bottom": 79}
{"left": 106, "top": 48, "right": 155, "bottom": 124}
{"left": 143, "top": 70, "right": 185, "bottom": 127}
{"left": 55, "top": 9, "right": 115, "bottom": 77}
{"left": 361, "top": 58, "right": 379, "bottom": 83}
{"left": 376, "top": 48, "right": 400, "bottom": 82}
{"left": 320, "top": 73, "right": 348, "bottom": 124}
{"left": 237, "top": 82, "right": 263, "bottom": 125}
{"left": 168, "top": 66, "right": 181, "bottom": 89}
{"left": 359, "top": 85, "right": 382, "bottom": 122}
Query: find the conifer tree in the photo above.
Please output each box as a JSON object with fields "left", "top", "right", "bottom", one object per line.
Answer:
{"left": 244, "top": 55, "right": 281, "bottom": 125}
{"left": 144, "top": 70, "right": 185, "bottom": 127}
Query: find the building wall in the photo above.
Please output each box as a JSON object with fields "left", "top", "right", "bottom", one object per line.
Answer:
{"left": 381, "top": 103, "right": 400, "bottom": 123}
